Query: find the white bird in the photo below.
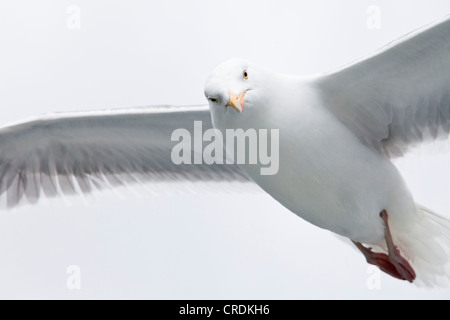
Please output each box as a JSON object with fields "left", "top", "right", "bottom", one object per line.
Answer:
{"left": 1, "top": 14, "right": 450, "bottom": 286}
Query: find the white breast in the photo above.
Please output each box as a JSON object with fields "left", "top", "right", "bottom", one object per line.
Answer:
{"left": 217, "top": 82, "right": 417, "bottom": 244}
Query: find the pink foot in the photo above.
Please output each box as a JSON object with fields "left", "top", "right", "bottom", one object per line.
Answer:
{"left": 353, "top": 210, "right": 416, "bottom": 283}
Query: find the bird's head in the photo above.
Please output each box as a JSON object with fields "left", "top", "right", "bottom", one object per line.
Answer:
{"left": 204, "top": 59, "right": 270, "bottom": 129}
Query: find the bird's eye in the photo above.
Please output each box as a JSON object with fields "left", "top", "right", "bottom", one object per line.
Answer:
{"left": 243, "top": 69, "right": 248, "bottom": 79}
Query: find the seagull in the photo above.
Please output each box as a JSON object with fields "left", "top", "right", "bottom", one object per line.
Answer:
{"left": 2, "top": 14, "right": 450, "bottom": 287}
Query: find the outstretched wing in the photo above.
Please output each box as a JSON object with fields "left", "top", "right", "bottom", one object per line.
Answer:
{"left": 0, "top": 105, "right": 251, "bottom": 208}
{"left": 317, "top": 14, "right": 450, "bottom": 157}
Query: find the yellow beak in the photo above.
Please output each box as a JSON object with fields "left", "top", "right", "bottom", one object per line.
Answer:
{"left": 226, "top": 91, "right": 246, "bottom": 113}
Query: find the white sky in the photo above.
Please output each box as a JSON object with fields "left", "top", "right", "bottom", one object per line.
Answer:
{"left": 0, "top": 0, "right": 449, "bottom": 299}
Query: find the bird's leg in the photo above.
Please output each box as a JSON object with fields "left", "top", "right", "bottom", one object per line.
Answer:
{"left": 352, "top": 241, "right": 405, "bottom": 280}
{"left": 379, "top": 210, "right": 416, "bottom": 282}
{"left": 353, "top": 210, "right": 416, "bottom": 282}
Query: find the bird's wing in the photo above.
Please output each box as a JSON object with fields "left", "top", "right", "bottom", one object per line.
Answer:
{"left": 0, "top": 105, "right": 252, "bottom": 208}
{"left": 316, "top": 14, "right": 450, "bottom": 157}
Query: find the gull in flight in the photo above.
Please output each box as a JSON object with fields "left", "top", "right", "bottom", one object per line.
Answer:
{"left": 2, "top": 15, "right": 450, "bottom": 287}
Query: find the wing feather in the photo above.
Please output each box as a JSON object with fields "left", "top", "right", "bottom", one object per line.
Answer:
{"left": 0, "top": 105, "right": 252, "bottom": 208}
{"left": 317, "top": 14, "right": 450, "bottom": 157}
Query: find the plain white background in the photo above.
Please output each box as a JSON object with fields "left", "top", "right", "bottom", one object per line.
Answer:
{"left": 0, "top": 0, "right": 450, "bottom": 299}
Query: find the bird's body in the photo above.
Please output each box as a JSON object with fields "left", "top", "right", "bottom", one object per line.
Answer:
{"left": 209, "top": 64, "right": 423, "bottom": 262}
{"left": 204, "top": 13, "right": 450, "bottom": 284}
{"left": 221, "top": 78, "right": 413, "bottom": 245}
{"left": 1, "top": 14, "right": 450, "bottom": 286}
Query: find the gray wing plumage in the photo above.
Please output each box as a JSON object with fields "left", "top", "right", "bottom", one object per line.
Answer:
{"left": 317, "top": 14, "right": 450, "bottom": 157}
{"left": 0, "top": 105, "right": 251, "bottom": 208}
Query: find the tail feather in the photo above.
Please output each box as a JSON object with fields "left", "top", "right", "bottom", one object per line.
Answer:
{"left": 400, "top": 205, "right": 450, "bottom": 287}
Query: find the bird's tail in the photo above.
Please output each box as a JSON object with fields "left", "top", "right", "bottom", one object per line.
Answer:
{"left": 398, "top": 205, "right": 450, "bottom": 287}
